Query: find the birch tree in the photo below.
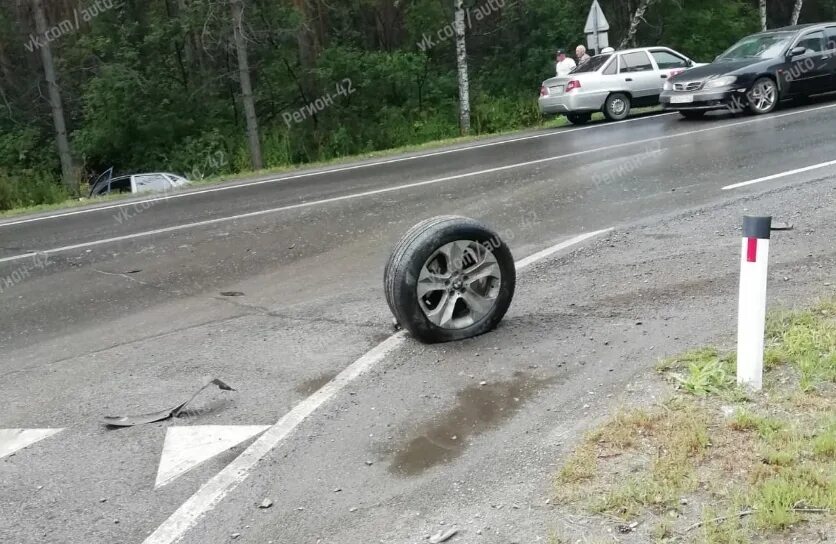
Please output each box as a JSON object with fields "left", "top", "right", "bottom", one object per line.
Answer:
{"left": 230, "top": 0, "right": 263, "bottom": 170}
{"left": 32, "top": 0, "right": 75, "bottom": 190}
{"left": 619, "top": 0, "right": 656, "bottom": 50}
{"left": 453, "top": 0, "right": 470, "bottom": 135}
{"left": 790, "top": 0, "right": 803, "bottom": 25}
{"left": 759, "top": 0, "right": 767, "bottom": 31}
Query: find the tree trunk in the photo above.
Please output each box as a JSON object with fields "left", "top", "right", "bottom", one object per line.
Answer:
{"left": 230, "top": 0, "right": 263, "bottom": 170}
{"left": 454, "top": 0, "right": 470, "bottom": 135}
{"left": 759, "top": 0, "right": 767, "bottom": 31}
{"left": 790, "top": 0, "right": 803, "bottom": 25}
{"left": 32, "top": 0, "right": 75, "bottom": 190}
{"left": 619, "top": 0, "right": 655, "bottom": 50}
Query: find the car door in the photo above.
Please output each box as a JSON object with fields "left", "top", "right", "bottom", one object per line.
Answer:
{"left": 825, "top": 26, "right": 836, "bottom": 91}
{"left": 649, "top": 49, "right": 691, "bottom": 81}
{"left": 619, "top": 51, "right": 660, "bottom": 103}
{"left": 785, "top": 30, "right": 829, "bottom": 95}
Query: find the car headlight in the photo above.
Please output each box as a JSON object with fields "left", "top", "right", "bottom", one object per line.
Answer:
{"left": 663, "top": 80, "right": 673, "bottom": 91}
{"left": 704, "top": 75, "right": 737, "bottom": 89}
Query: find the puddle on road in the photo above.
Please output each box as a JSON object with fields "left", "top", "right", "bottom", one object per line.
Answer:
{"left": 295, "top": 372, "right": 338, "bottom": 396}
{"left": 388, "top": 372, "right": 555, "bottom": 476}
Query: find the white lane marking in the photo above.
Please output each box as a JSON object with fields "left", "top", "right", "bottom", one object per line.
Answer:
{"left": 155, "top": 426, "right": 271, "bottom": 489}
{"left": 0, "top": 114, "right": 676, "bottom": 229}
{"left": 722, "top": 159, "right": 836, "bottom": 190}
{"left": 515, "top": 228, "right": 613, "bottom": 270}
{"left": 5, "top": 103, "right": 835, "bottom": 266}
{"left": 142, "top": 228, "right": 612, "bottom": 544}
{"left": 0, "top": 428, "right": 64, "bottom": 459}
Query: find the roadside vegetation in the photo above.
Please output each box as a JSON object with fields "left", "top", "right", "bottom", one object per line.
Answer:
{"left": 550, "top": 302, "right": 835, "bottom": 543}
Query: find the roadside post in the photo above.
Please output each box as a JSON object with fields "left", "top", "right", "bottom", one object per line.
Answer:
{"left": 736, "top": 216, "right": 772, "bottom": 391}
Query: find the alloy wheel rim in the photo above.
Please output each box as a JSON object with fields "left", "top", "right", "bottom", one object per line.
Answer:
{"left": 611, "top": 98, "right": 626, "bottom": 115}
{"left": 417, "top": 240, "right": 502, "bottom": 329}
{"left": 749, "top": 80, "right": 776, "bottom": 112}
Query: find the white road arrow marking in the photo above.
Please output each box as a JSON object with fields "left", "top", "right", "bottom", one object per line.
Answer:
{"left": 155, "top": 426, "right": 270, "bottom": 489}
{"left": 0, "top": 428, "right": 64, "bottom": 459}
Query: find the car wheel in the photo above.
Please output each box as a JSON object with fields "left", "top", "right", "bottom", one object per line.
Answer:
{"left": 384, "top": 216, "right": 516, "bottom": 344}
{"left": 566, "top": 113, "right": 591, "bottom": 125}
{"left": 746, "top": 77, "right": 778, "bottom": 115}
{"left": 604, "top": 93, "right": 631, "bottom": 121}
{"left": 679, "top": 110, "right": 706, "bottom": 120}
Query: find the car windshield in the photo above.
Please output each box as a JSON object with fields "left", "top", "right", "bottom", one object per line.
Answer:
{"left": 716, "top": 32, "right": 794, "bottom": 61}
{"left": 571, "top": 54, "right": 612, "bottom": 73}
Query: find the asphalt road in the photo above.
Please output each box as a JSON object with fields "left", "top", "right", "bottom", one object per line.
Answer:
{"left": 1, "top": 98, "right": 836, "bottom": 544}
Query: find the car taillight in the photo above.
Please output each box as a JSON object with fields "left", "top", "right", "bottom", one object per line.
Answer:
{"left": 566, "top": 79, "right": 581, "bottom": 92}
{"left": 540, "top": 85, "right": 549, "bottom": 97}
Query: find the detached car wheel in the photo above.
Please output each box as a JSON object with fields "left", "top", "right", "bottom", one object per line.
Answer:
{"left": 384, "top": 216, "right": 516, "bottom": 344}
{"left": 566, "top": 113, "right": 591, "bottom": 125}
{"left": 747, "top": 77, "right": 778, "bottom": 115}
{"left": 604, "top": 93, "right": 631, "bottom": 121}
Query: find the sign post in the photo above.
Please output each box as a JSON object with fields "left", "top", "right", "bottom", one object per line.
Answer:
{"left": 584, "top": 0, "right": 610, "bottom": 55}
{"left": 736, "top": 216, "right": 772, "bottom": 391}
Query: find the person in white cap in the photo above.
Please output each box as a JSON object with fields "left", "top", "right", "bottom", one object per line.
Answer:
{"left": 601, "top": 46, "right": 615, "bottom": 54}
{"left": 555, "top": 49, "right": 576, "bottom": 76}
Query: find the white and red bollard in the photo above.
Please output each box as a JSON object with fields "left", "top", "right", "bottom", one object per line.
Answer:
{"left": 736, "top": 216, "right": 772, "bottom": 391}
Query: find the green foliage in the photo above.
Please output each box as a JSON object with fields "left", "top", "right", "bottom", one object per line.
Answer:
{"left": 668, "top": 348, "right": 737, "bottom": 395}
{"left": 0, "top": 170, "right": 69, "bottom": 211}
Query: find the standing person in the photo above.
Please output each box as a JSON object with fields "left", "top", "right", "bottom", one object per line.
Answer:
{"left": 576, "top": 44, "right": 591, "bottom": 65}
{"left": 555, "top": 49, "right": 576, "bottom": 76}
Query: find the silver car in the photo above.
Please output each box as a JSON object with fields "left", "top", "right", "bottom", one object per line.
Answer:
{"left": 538, "top": 47, "right": 702, "bottom": 125}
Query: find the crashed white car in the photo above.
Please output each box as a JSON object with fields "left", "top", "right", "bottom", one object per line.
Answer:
{"left": 539, "top": 47, "right": 703, "bottom": 125}
{"left": 89, "top": 172, "right": 190, "bottom": 197}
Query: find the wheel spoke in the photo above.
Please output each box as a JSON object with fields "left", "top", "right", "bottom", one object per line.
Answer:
{"left": 427, "top": 291, "right": 459, "bottom": 327}
{"left": 437, "top": 241, "right": 466, "bottom": 272}
{"left": 417, "top": 271, "right": 449, "bottom": 298}
{"left": 464, "top": 255, "right": 500, "bottom": 285}
{"left": 461, "top": 287, "right": 496, "bottom": 319}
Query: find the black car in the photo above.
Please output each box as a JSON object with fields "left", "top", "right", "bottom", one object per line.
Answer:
{"left": 660, "top": 23, "right": 836, "bottom": 118}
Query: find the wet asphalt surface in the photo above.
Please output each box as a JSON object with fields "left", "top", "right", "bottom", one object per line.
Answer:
{"left": 1, "top": 98, "right": 836, "bottom": 543}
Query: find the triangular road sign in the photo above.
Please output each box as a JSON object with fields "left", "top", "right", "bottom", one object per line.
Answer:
{"left": 0, "top": 428, "right": 64, "bottom": 459}
{"left": 584, "top": 0, "right": 610, "bottom": 33}
{"left": 155, "top": 425, "right": 270, "bottom": 489}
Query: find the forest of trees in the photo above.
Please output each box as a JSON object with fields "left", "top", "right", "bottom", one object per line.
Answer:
{"left": 1, "top": 0, "right": 834, "bottom": 210}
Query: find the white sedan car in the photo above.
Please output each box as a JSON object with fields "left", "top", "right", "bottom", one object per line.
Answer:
{"left": 539, "top": 47, "right": 703, "bottom": 124}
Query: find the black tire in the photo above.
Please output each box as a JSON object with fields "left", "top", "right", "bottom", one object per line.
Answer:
{"left": 384, "top": 216, "right": 516, "bottom": 344}
{"left": 679, "top": 110, "right": 706, "bottom": 120}
{"left": 604, "top": 93, "right": 631, "bottom": 121}
{"left": 746, "top": 77, "right": 778, "bottom": 115}
{"left": 566, "top": 113, "right": 591, "bottom": 125}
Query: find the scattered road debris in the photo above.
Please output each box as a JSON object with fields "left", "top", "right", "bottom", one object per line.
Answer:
{"left": 102, "top": 378, "right": 236, "bottom": 427}
{"left": 429, "top": 528, "right": 458, "bottom": 543}
{"left": 220, "top": 291, "right": 246, "bottom": 297}
{"left": 258, "top": 499, "right": 273, "bottom": 509}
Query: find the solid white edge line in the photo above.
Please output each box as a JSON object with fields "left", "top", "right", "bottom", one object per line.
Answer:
{"left": 722, "top": 159, "right": 836, "bottom": 190}
{"left": 0, "top": 113, "right": 677, "bottom": 229}
{"left": 515, "top": 228, "right": 614, "bottom": 270}
{"left": 141, "top": 227, "right": 613, "bottom": 544}
{"left": 5, "top": 102, "right": 833, "bottom": 266}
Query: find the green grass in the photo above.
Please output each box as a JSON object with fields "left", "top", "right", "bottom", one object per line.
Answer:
{"left": 551, "top": 302, "right": 836, "bottom": 542}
